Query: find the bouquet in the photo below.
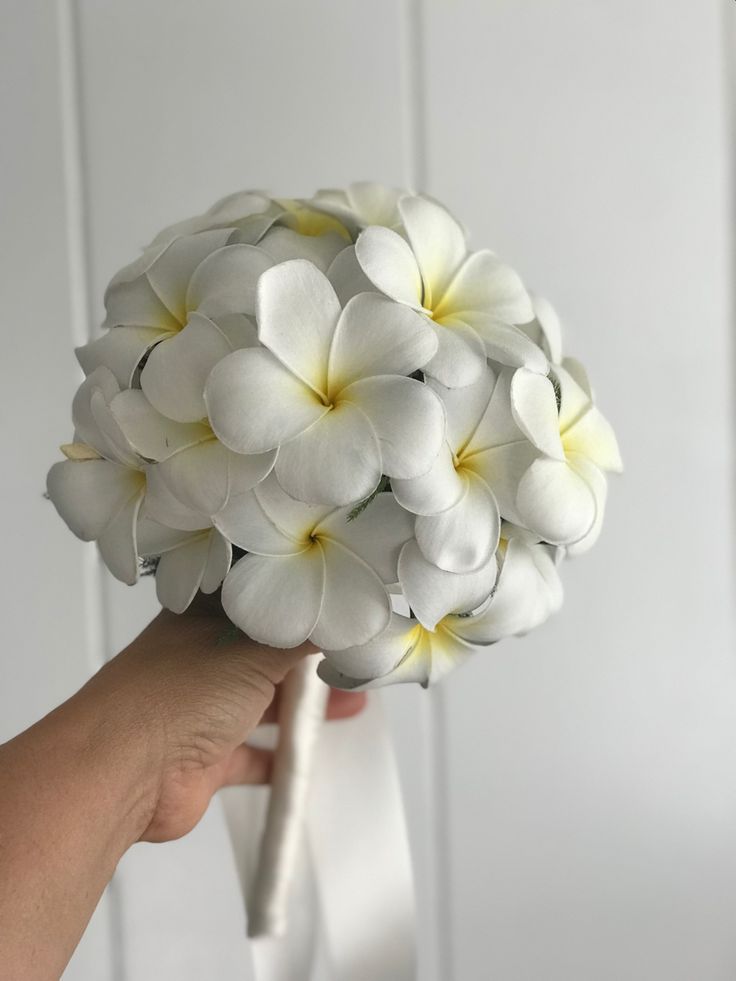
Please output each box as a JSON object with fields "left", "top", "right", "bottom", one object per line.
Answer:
{"left": 47, "top": 182, "right": 621, "bottom": 933}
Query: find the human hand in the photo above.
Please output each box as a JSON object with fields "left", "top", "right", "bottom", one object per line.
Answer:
{"left": 84, "top": 594, "right": 366, "bottom": 844}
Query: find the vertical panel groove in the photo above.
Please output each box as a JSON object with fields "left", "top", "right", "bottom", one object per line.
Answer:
{"left": 723, "top": 0, "right": 736, "bottom": 590}
{"left": 401, "top": 1, "right": 453, "bottom": 978}
{"left": 55, "top": 2, "right": 125, "bottom": 978}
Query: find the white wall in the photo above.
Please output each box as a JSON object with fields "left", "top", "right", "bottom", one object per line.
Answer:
{"left": 2, "top": 1, "right": 735, "bottom": 979}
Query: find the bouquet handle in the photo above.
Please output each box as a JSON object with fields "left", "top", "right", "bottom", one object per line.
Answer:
{"left": 247, "top": 654, "right": 328, "bottom": 937}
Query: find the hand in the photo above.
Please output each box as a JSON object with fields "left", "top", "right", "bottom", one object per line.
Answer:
{"left": 88, "top": 594, "right": 366, "bottom": 844}
{"left": 0, "top": 594, "right": 365, "bottom": 980}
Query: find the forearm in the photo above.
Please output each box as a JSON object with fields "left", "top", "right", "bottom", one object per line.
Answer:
{"left": 0, "top": 677, "right": 158, "bottom": 981}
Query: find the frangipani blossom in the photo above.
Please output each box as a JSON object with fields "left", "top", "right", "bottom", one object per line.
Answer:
{"left": 77, "top": 229, "right": 273, "bottom": 418}
{"left": 138, "top": 467, "right": 234, "bottom": 612}
{"left": 392, "top": 364, "right": 537, "bottom": 573}
{"left": 110, "top": 389, "right": 275, "bottom": 517}
{"left": 356, "top": 195, "right": 545, "bottom": 387}
{"left": 511, "top": 362, "right": 622, "bottom": 550}
{"left": 319, "top": 527, "right": 562, "bottom": 690}
{"left": 46, "top": 367, "right": 165, "bottom": 584}
{"left": 148, "top": 190, "right": 280, "bottom": 249}
{"left": 216, "top": 476, "right": 414, "bottom": 650}
{"left": 205, "top": 259, "right": 444, "bottom": 506}
{"left": 311, "top": 181, "right": 407, "bottom": 236}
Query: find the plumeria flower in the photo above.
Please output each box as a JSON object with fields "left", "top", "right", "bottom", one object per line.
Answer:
{"left": 391, "top": 364, "right": 537, "bottom": 573}
{"left": 46, "top": 367, "right": 189, "bottom": 584}
{"left": 214, "top": 475, "right": 415, "bottom": 649}
{"left": 355, "top": 195, "right": 545, "bottom": 387}
{"left": 310, "top": 181, "right": 407, "bottom": 236}
{"left": 318, "top": 526, "right": 562, "bottom": 690}
{"left": 109, "top": 389, "right": 276, "bottom": 517}
{"left": 136, "top": 477, "right": 232, "bottom": 614}
{"left": 147, "top": 190, "right": 281, "bottom": 249}
{"left": 77, "top": 230, "right": 273, "bottom": 416}
{"left": 205, "top": 259, "right": 444, "bottom": 506}
{"left": 510, "top": 361, "right": 623, "bottom": 550}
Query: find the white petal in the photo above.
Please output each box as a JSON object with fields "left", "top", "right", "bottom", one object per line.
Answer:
{"left": 274, "top": 402, "right": 381, "bottom": 506}
{"left": 310, "top": 540, "right": 391, "bottom": 650}
{"left": 555, "top": 363, "right": 592, "bottom": 432}
{"left": 565, "top": 455, "right": 608, "bottom": 556}
{"left": 140, "top": 312, "right": 233, "bottom": 422}
{"left": 465, "top": 440, "right": 538, "bottom": 522}
{"left": 155, "top": 532, "right": 212, "bottom": 613}
{"left": 259, "top": 226, "right": 345, "bottom": 272}
{"left": 469, "top": 314, "right": 548, "bottom": 373}
{"left": 110, "top": 389, "right": 210, "bottom": 461}
{"left": 437, "top": 250, "right": 533, "bottom": 325}
{"left": 398, "top": 539, "right": 497, "bottom": 630}
{"left": 328, "top": 293, "right": 438, "bottom": 394}
{"left": 326, "top": 246, "right": 377, "bottom": 305}
{"left": 347, "top": 182, "right": 404, "bottom": 227}
{"left": 97, "top": 492, "right": 143, "bottom": 585}
{"left": 222, "top": 549, "right": 325, "bottom": 648}
{"left": 510, "top": 368, "right": 565, "bottom": 459}
{"left": 422, "top": 320, "right": 486, "bottom": 388}
{"left": 515, "top": 457, "right": 597, "bottom": 545}
{"left": 159, "top": 439, "right": 274, "bottom": 516}
{"left": 398, "top": 196, "right": 466, "bottom": 307}
{"left": 453, "top": 538, "right": 563, "bottom": 644}
{"left": 529, "top": 295, "right": 563, "bottom": 364}
{"left": 563, "top": 406, "right": 623, "bottom": 473}
{"left": 47, "top": 460, "right": 143, "bottom": 542}
{"left": 256, "top": 259, "right": 340, "bottom": 395}
{"left": 215, "top": 474, "right": 329, "bottom": 553}
{"left": 355, "top": 226, "right": 423, "bottom": 307}
{"left": 201, "top": 529, "right": 233, "bottom": 593}
{"left": 205, "top": 348, "right": 328, "bottom": 454}
{"left": 103, "top": 274, "right": 181, "bottom": 331}
{"left": 143, "top": 465, "right": 210, "bottom": 531}
{"left": 392, "top": 442, "right": 465, "bottom": 516}
{"left": 137, "top": 516, "right": 195, "bottom": 556}
{"left": 76, "top": 326, "right": 166, "bottom": 388}
{"left": 339, "top": 375, "right": 444, "bottom": 479}
{"left": 147, "top": 229, "right": 235, "bottom": 322}
{"left": 316, "top": 492, "right": 415, "bottom": 583}
{"left": 71, "top": 366, "right": 123, "bottom": 459}
{"left": 214, "top": 493, "right": 302, "bottom": 555}
{"left": 561, "top": 356, "right": 592, "bottom": 397}
{"left": 415, "top": 472, "right": 500, "bottom": 573}
{"left": 319, "top": 613, "right": 418, "bottom": 683}
{"left": 427, "top": 364, "right": 496, "bottom": 453}
{"left": 186, "top": 244, "right": 273, "bottom": 319}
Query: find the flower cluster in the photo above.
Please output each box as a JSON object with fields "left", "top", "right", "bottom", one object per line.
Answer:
{"left": 47, "top": 184, "right": 621, "bottom": 689}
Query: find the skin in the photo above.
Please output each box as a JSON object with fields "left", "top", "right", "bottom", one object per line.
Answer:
{"left": 0, "top": 594, "right": 365, "bottom": 981}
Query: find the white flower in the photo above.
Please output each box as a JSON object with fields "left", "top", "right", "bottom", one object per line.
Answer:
{"left": 46, "top": 368, "right": 171, "bottom": 584}
{"left": 318, "top": 527, "right": 562, "bottom": 690}
{"left": 77, "top": 230, "right": 273, "bottom": 416}
{"left": 205, "top": 259, "right": 444, "bottom": 506}
{"left": 511, "top": 361, "right": 622, "bottom": 549}
{"left": 311, "top": 181, "right": 407, "bottom": 235}
{"left": 147, "top": 189, "right": 281, "bottom": 248}
{"left": 216, "top": 475, "right": 414, "bottom": 649}
{"left": 391, "top": 364, "right": 538, "bottom": 573}
{"left": 355, "top": 195, "right": 545, "bottom": 386}
{"left": 137, "top": 510, "right": 231, "bottom": 615}
{"left": 109, "top": 389, "right": 276, "bottom": 518}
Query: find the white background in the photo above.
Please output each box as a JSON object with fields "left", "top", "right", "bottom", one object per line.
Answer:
{"left": 2, "top": 1, "right": 735, "bottom": 978}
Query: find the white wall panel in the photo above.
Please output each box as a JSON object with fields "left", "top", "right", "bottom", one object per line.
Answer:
{"left": 1, "top": 1, "right": 113, "bottom": 976}
{"left": 420, "top": 1, "right": 736, "bottom": 978}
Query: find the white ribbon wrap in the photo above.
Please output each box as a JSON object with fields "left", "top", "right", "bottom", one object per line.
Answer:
{"left": 222, "top": 671, "right": 416, "bottom": 980}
